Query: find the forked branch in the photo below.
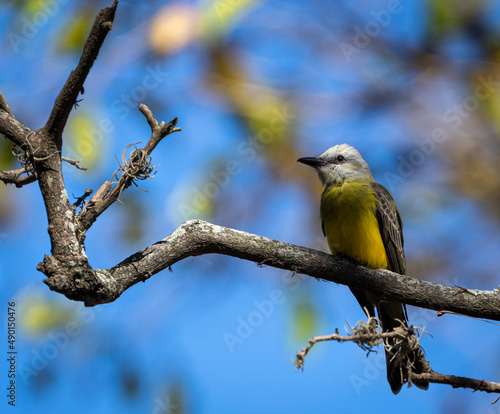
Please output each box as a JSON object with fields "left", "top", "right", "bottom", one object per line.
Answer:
{"left": 76, "top": 105, "right": 180, "bottom": 232}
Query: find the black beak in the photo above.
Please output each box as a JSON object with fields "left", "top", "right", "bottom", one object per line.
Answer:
{"left": 297, "top": 157, "right": 326, "bottom": 168}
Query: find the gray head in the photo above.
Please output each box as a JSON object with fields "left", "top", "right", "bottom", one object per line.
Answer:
{"left": 297, "top": 144, "right": 373, "bottom": 187}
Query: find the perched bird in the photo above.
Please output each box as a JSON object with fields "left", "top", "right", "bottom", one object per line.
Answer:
{"left": 298, "top": 144, "right": 428, "bottom": 394}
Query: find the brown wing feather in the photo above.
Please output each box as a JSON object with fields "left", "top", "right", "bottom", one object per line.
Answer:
{"left": 371, "top": 182, "right": 406, "bottom": 275}
{"left": 372, "top": 182, "right": 415, "bottom": 394}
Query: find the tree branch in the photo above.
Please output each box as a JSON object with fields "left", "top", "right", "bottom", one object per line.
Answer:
{"left": 412, "top": 372, "right": 500, "bottom": 394}
{"left": 0, "top": 105, "right": 32, "bottom": 148}
{"left": 139, "top": 104, "right": 181, "bottom": 154}
{"left": 62, "top": 157, "right": 87, "bottom": 171}
{"left": 0, "top": 93, "right": 37, "bottom": 186}
{"left": 33, "top": 2, "right": 119, "bottom": 289}
{"left": 76, "top": 105, "right": 180, "bottom": 232}
{"left": 293, "top": 323, "right": 500, "bottom": 394}
{"left": 43, "top": 0, "right": 118, "bottom": 148}
{"left": 23, "top": 3, "right": 179, "bottom": 306}
{"left": 0, "top": 91, "right": 14, "bottom": 117}
{"left": 42, "top": 219, "right": 500, "bottom": 320}
{"left": 0, "top": 166, "right": 37, "bottom": 187}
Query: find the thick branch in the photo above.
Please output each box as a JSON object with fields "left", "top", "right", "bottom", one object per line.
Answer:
{"left": 35, "top": 1, "right": 121, "bottom": 289}
{"left": 0, "top": 109, "right": 32, "bottom": 148}
{"left": 44, "top": 220, "right": 500, "bottom": 320}
{"left": 43, "top": 0, "right": 118, "bottom": 148}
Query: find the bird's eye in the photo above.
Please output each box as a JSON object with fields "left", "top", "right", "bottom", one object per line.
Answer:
{"left": 336, "top": 155, "right": 345, "bottom": 162}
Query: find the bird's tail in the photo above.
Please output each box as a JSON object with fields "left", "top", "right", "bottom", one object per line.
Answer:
{"left": 377, "top": 300, "right": 429, "bottom": 394}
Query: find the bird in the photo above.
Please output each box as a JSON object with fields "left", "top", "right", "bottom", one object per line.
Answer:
{"left": 297, "top": 143, "right": 428, "bottom": 394}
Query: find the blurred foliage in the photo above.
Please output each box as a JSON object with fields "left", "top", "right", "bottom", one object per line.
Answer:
{"left": 427, "top": 0, "right": 486, "bottom": 36}
{"left": 0, "top": 121, "right": 17, "bottom": 225}
{"left": 121, "top": 367, "right": 141, "bottom": 399}
{"left": 119, "top": 193, "right": 146, "bottom": 244}
{"left": 151, "top": 382, "right": 186, "bottom": 414}
{"left": 56, "top": 7, "right": 96, "bottom": 54}
{"left": 149, "top": 3, "right": 200, "bottom": 55}
{"left": 477, "top": 67, "right": 500, "bottom": 134}
{"left": 199, "top": 0, "right": 262, "bottom": 41}
{"left": 207, "top": 47, "right": 295, "bottom": 159}
{"left": 0, "top": 0, "right": 39, "bottom": 11}
{"left": 65, "top": 112, "right": 101, "bottom": 169}
{"left": 165, "top": 382, "right": 186, "bottom": 414}
{"left": 0, "top": 138, "right": 14, "bottom": 170}
{"left": 291, "top": 300, "right": 317, "bottom": 343}
{"left": 19, "top": 290, "right": 76, "bottom": 336}
{"left": 21, "top": 0, "right": 59, "bottom": 17}
{"left": 148, "top": 1, "right": 262, "bottom": 55}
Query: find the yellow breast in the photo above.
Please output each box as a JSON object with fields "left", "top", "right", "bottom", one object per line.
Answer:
{"left": 321, "top": 181, "right": 389, "bottom": 270}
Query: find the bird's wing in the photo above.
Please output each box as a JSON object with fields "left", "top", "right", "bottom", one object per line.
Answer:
{"left": 371, "top": 182, "right": 406, "bottom": 275}
{"left": 372, "top": 183, "right": 429, "bottom": 393}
